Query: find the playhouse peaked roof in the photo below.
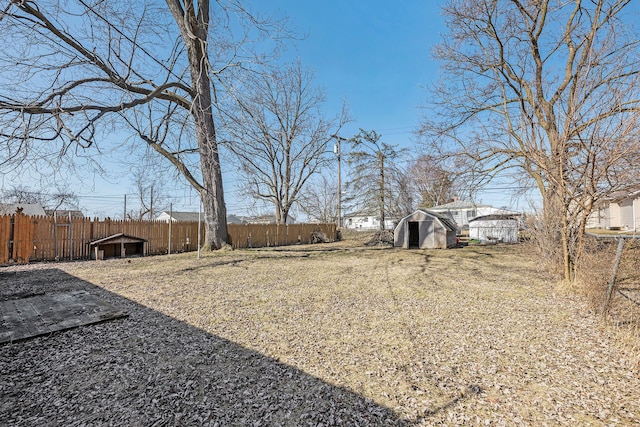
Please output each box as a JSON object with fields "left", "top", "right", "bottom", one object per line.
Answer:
{"left": 89, "top": 233, "right": 147, "bottom": 246}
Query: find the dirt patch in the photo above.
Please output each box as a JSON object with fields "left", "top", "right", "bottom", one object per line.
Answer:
{"left": 1, "top": 242, "right": 639, "bottom": 425}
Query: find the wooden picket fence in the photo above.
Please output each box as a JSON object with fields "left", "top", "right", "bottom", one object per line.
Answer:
{"left": 0, "top": 214, "right": 336, "bottom": 265}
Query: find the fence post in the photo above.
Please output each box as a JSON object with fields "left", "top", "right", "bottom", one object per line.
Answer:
{"left": 168, "top": 203, "right": 172, "bottom": 255}
{"left": 53, "top": 211, "right": 58, "bottom": 261}
{"left": 603, "top": 238, "right": 625, "bottom": 317}
{"left": 69, "top": 212, "right": 73, "bottom": 261}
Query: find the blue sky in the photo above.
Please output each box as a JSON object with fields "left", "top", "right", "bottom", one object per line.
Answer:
{"left": 5, "top": 1, "right": 538, "bottom": 217}
{"left": 238, "top": 1, "right": 537, "bottom": 213}
{"left": 266, "top": 0, "right": 443, "bottom": 146}
{"left": 97, "top": 1, "right": 452, "bottom": 217}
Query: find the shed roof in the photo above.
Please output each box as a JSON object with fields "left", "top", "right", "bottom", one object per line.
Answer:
{"left": 424, "top": 210, "right": 459, "bottom": 231}
{"left": 400, "top": 210, "right": 458, "bottom": 232}
{"left": 89, "top": 233, "right": 147, "bottom": 246}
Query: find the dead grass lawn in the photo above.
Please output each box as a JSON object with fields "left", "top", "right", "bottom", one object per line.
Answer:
{"left": 1, "top": 239, "right": 639, "bottom": 425}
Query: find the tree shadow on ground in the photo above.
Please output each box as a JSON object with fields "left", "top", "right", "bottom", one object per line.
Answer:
{"left": 0, "top": 268, "right": 409, "bottom": 426}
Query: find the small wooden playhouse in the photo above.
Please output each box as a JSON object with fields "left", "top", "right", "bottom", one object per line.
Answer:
{"left": 394, "top": 210, "right": 458, "bottom": 249}
{"left": 88, "top": 233, "right": 147, "bottom": 260}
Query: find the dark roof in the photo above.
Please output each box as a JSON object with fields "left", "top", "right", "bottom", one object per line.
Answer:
{"left": 89, "top": 233, "right": 147, "bottom": 246}
{"left": 227, "top": 214, "right": 247, "bottom": 224}
{"left": 160, "top": 211, "right": 201, "bottom": 222}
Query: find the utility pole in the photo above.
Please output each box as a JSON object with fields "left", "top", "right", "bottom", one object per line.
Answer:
{"left": 332, "top": 134, "right": 348, "bottom": 228}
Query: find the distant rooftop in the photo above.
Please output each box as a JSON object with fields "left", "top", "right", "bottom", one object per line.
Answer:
{"left": 429, "top": 200, "right": 489, "bottom": 210}
{"left": 606, "top": 187, "right": 640, "bottom": 202}
{"left": 45, "top": 209, "right": 84, "bottom": 218}
{"left": 0, "top": 203, "right": 47, "bottom": 216}
{"left": 156, "top": 211, "right": 248, "bottom": 224}
{"left": 158, "top": 211, "right": 201, "bottom": 222}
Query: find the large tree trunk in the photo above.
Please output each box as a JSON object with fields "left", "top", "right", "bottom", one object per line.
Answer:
{"left": 378, "top": 151, "right": 385, "bottom": 230}
{"left": 190, "top": 47, "right": 228, "bottom": 249}
{"left": 169, "top": 0, "right": 228, "bottom": 249}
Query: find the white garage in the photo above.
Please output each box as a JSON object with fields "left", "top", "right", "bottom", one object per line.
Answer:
{"left": 469, "top": 214, "right": 520, "bottom": 243}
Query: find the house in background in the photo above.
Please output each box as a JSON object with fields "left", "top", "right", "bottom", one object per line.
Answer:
{"left": 245, "top": 214, "right": 296, "bottom": 224}
{"left": 585, "top": 202, "right": 610, "bottom": 229}
{"left": 394, "top": 210, "right": 458, "bottom": 249}
{"left": 156, "top": 211, "right": 200, "bottom": 222}
{"left": 428, "top": 200, "right": 521, "bottom": 229}
{"left": 343, "top": 214, "right": 396, "bottom": 230}
{"left": 227, "top": 214, "right": 248, "bottom": 225}
{"left": 156, "top": 211, "right": 248, "bottom": 224}
{"left": 607, "top": 189, "right": 640, "bottom": 231}
{"left": 0, "top": 203, "right": 46, "bottom": 216}
{"left": 45, "top": 209, "right": 85, "bottom": 219}
{"left": 585, "top": 189, "right": 640, "bottom": 231}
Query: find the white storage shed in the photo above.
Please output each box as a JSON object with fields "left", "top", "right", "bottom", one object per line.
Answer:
{"left": 469, "top": 214, "right": 520, "bottom": 243}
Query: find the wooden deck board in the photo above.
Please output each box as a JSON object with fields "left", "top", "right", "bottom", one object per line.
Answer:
{"left": 0, "top": 290, "right": 127, "bottom": 344}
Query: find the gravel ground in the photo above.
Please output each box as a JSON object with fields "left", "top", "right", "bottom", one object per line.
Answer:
{"left": 1, "top": 242, "right": 639, "bottom": 426}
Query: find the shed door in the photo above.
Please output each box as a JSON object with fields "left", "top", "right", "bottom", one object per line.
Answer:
{"left": 408, "top": 222, "right": 420, "bottom": 248}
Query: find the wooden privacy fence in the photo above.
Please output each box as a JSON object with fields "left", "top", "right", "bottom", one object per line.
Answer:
{"left": 0, "top": 214, "right": 336, "bottom": 264}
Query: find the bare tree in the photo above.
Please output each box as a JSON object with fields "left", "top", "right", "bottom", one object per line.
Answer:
{"left": 223, "top": 61, "right": 348, "bottom": 224}
{"left": 345, "top": 129, "right": 404, "bottom": 230}
{"left": 385, "top": 166, "right": 418, "bottom": 220}
{"left": 298, "top": 173, "right": 338, "bottom": 223}
{"left": 422, "top": 0, "right": 640, "bottom": 281}
{"left": 0, "top": 0, "right": 286, "bottom": 249}
{"left": 128, "top": 169, "right": 169, "bottom": 220}
{"left": 2, "top": 185, "right": 79, "bottom": 211}
{"left": 407, "top": 154, "right": 457, "bottom": 209}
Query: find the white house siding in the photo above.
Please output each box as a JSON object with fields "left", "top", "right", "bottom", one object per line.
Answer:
{"left": 606, "top": 190, "right": 640, "bottom": 231}
{"left": 344, "top": 216, "right": 395, "bottom": 230}
{"left": 619, "top": 200, "right": 634, "bottom": 230}
{"left": 586, "top": 205, "right": 610, "bottom": 229}
{"left": 469, "top": 218, "right": 519, "bottom": 243}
